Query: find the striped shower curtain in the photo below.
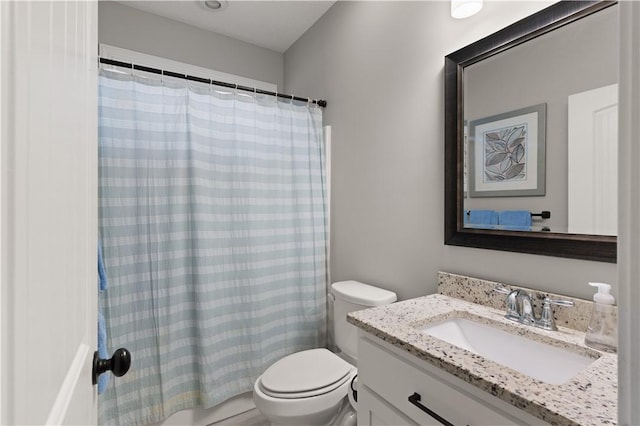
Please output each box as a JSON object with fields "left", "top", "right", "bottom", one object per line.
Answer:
{"left": 97, "top": 70, "right": 327, "bottom": 426}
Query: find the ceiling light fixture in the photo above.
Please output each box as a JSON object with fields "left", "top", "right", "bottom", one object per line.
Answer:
{"left": 203, "top": 0, "right": 227, "bottom": 11}
{"left": 451, "top": 0, "right": 483, "bottom": 19}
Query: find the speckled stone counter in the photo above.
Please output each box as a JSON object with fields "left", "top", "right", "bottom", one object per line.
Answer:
{"left": 437, "top": 272, "right": 617, "bottom": 333}
{"left": 348, "top": 273, "right": 617, "bottom": 426}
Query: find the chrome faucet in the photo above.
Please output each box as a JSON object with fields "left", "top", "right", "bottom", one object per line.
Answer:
{"left": 516, "top": 290, "right": 536, "bottom": 325}
{"left": 494, "top": 285, "right": 574, "bottom": 331}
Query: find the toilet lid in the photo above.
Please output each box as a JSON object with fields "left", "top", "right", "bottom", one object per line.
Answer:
{"left": 260, "top": 349, "right": 354, "bottom": 398}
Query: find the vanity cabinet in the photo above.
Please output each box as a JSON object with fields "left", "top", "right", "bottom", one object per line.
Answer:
{"left": 357, "top": 332, "right": 547, "bottom": 426}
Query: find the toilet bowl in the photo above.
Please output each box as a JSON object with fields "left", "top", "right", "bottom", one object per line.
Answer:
{"left": 253, "top": 349, "right": 356, "bottom": 425}
{"left": 253, "top": 281, "right": 397, "bottom": 425}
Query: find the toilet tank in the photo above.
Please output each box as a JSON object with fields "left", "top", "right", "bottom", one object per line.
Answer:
{"left": 331, "top": 281, "right": 397, "bottom": 361}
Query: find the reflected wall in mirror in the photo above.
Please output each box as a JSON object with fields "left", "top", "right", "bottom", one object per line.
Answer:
{"left": 445, "top": 1, "right": 617, "bottom": 263}
{"left": 463, "top": 4, "right": 617, "bottom": 235}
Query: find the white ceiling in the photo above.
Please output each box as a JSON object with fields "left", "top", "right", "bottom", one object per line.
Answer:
{"left": 116, "top": 1, "right": 336, "bottom": 53}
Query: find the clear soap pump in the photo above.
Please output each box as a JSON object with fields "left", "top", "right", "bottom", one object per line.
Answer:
{"left": 584, "top": 282, "right": 617, "bottom": 353}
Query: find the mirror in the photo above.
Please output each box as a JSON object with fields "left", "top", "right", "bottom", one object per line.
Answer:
{"left": 445, "top": 1, "right": 617, "bottom": 263}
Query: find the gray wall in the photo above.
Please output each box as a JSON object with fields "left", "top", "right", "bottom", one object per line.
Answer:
{"left": 98, "top": 1, "right": 284, "bottom": 88}
{"left": 284, "top": 1, "right": 617, "bottom": 301}
{"left": 464, "top": 6, "right": 618, "bottom": 232}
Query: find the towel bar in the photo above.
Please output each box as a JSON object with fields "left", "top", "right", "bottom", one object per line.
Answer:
{"left": 531, "top": 211, "right": 551, "bottom": 219}
{"left": 465, "top": 210, "right": 550, "bottom": 219}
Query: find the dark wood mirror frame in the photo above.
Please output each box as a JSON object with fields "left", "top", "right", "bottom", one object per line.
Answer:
{"left": 444, "top": 0, "right": 617, "bottom": 263}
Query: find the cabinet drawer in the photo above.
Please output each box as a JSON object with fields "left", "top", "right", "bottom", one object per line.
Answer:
{"left": 358, "top": 336, "right": 526, "bottom": 426}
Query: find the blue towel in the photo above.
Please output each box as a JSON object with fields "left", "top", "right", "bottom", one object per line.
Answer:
{"left": 97, "top": 312, "right": 110, "bottom": 394}
{"left": 498, "top": 210, "right": 532, "bottom": 230}
{"left": 98, "top": 240, "right": 108, "bottom": 291}
{"left": 465, "top": 210, "right": 499, "bottom": 226}
{"left": 97, "top": 240, "right": 110, "bottom": 394}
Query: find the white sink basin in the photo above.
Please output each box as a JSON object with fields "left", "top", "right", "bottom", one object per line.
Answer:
{"left": 420, "top": 317, "right": 597, "bottom": 385}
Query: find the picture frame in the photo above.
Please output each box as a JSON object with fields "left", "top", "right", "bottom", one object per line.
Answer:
{"left": 468, "top": 104, "right": 546, "bottom": 197}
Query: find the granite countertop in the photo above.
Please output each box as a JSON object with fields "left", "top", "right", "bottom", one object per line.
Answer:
{"left": 348, "top": 293, "right": 617, "bottom": 426}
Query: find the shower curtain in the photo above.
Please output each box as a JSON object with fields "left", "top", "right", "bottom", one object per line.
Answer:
{"left": 97, "top": 69, "right": 327, "bottom": 426}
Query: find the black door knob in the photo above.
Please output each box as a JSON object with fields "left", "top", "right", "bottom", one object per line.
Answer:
{"left": 92, "top": 348, "right": 131, "bottom": 385}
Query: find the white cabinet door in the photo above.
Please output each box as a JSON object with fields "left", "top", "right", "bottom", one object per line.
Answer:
{"left": 1, "top": 1, "right": 98, "bottom": 424}
{"left": 358, "top": 387, "right": 419, "bottom": 426}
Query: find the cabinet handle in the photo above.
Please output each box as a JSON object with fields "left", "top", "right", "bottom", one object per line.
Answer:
{"left": 408, "top": 392, "right": 455, "bottom": 426}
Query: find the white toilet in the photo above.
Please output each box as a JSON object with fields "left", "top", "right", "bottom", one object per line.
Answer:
{"left": 253, "top": 280, "right": 397, "bottom": 425}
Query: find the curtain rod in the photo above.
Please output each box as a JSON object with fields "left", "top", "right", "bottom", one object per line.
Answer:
{"left": 99, "top": 57, "right": 327, "bottom": 108}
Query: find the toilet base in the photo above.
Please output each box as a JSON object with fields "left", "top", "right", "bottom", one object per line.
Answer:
{"left": 266, "top": 399, "right": 355, "bottom": 426}
{"left": 331, "top": 399, "right": 356, "bottom": 426}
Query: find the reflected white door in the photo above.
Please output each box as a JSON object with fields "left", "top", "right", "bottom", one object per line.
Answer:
{"left": 1, "top": 1, "right": 98, "bottom": 424}
{"left": 568, "top": 84, "right": 618, "bottom": 236}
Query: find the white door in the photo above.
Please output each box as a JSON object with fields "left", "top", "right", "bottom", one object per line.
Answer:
{"left": 1, "top": 1, "right": 99, "bottom": 424}
{"left": 568, "top": 84, "right": 618, "bottom": 235}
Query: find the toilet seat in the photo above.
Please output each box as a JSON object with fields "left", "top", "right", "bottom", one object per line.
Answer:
{"left": 258, "top": 349, "right": 355, "bottom": 399}
{"left": 253, "top": 349, "right": 357, "bottom": 425}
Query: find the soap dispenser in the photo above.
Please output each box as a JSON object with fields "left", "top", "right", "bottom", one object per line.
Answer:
{"left": 584, "top": 282, "right": 617, "bottom": 353}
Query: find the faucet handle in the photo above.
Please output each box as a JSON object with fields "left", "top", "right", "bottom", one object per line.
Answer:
{"left": 545, "top": 297, "right": 575, "bottom": 308}
{"left": 537, "top": 297, "right": 574, "bottom": 330}
{"left": 494, "top": 285, "right": 511, "bottom": 295}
